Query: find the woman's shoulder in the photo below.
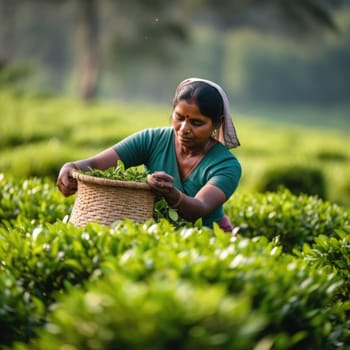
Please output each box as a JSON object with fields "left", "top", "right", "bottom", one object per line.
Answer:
{"left": 138, "top": 127, "right": 173, "bottom": 137}
{"left": 135, "top": 127, "right": 174, "bottom": 149}
{"left": 207, "top": 142, "right": 242, "bottom": 176}
{"left": 211, "top": 141, "right": 240, "bottom": 161}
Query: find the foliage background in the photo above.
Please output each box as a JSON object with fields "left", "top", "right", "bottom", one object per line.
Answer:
{"left": 0, "top": 2, "right": 350, "bottom": 349}
{"left": 0, "top": 1, "right": 349, "bottom": 114}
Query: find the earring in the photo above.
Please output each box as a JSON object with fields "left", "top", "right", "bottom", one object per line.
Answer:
{"left": 212, "top": 129, "right": 217, "bottom": 136}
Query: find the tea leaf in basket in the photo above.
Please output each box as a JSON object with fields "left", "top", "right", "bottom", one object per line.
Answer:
{"left": 83, "top": 160, "right": 148, "bottom": 182}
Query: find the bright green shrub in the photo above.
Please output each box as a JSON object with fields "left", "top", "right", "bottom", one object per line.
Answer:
{"left": 0, "top": 177, "right": 349, "bottom": 349}
{"left": 225, "top": 189, "right": 349, "bottom": 252}
{"left": 110, "top": 229, "right": 347, "bottom": 349}
{"left": 294, "top": 229, "right": 350, "bottom": 346}
{"left": 2, "top": 220, "right": 348, "bottom": 349}
{"left": 0, "top": 142, "right": 92, "bottom": 179}
{"left": 0, "top": 222, "right": 114, "bottom": 303}
{"left": 0, "top": 221, "right": 122, "bottom": 346}
{"left": 26, "top": 274, "right": 265, "bottom": 350}
{"left": 0, "top": 173, "right": 73, "bottom": 227}
{"left": 1, "top": 90, "right": 350, "bottom": 205}
{"left": 296, "top": 228, "right": 350, "bottom": 301}
{"left": 257, "top": 165, "right": 327, "bottom": 198}
{"left": 2, "top": 174, "right": 348, "bottom": 256}
{"left": 0, "top": 271, "right": 45, "bottom": 346}
{"left": 316, "top": 150, "right": 348, "bottom": 162}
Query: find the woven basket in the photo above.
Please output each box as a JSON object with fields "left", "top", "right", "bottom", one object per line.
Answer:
{"left": 69, "top": 171, "right": 155, "bottom": 226}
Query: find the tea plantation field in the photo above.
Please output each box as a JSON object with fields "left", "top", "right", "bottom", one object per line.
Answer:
{"left": 0, "top": 91, "right": 350, "bottom": 349}
{"left": 1, "top": 90, "right": 349, "bottom": 206}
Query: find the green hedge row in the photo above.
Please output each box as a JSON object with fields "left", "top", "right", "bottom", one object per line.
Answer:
{"left": 0, "top": 173, "right": 73, "bottom": 226}
{"left": 1, "top": 174, "right": 348, "bottom": 253}
{"left": 0, "top": 174, "right": 349, "bottom": 349}
{"left": 1, "top": 222, "right": 349, "bottom": 350}
{"left": 2, "top": 90, "right": 350, "bottom": 207}
{"left": 225, "top": 189, "right": 349, "bottom": 252}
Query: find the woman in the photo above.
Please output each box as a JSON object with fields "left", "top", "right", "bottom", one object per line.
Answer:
{"left": 57, "top": 78, "right": 241, "bottom": 232}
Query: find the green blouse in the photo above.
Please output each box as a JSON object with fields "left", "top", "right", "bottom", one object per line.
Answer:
{"left": 113, "top": 127, "right": 241, "bottom": 227}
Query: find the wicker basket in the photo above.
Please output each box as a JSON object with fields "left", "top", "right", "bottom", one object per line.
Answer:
{"left": 69, "top": 171, "right": 155, "bottom": 226}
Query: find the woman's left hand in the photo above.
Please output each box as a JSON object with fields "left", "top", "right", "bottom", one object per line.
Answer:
{"left": 147, "top": 171, "right": 174, "bottom": 195}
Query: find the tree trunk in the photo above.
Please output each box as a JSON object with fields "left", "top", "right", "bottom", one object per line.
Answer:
{"left": 0, "top": 0, "right": 16, "bottom": 63}
{"left": 78, "top": 0, "right": 99, "bottom": 101}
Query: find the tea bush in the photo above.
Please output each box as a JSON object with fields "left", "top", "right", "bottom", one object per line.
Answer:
{"left": 1, "top": 221, "right": 345, "bottom": 349}
{"left": 0, "top": 271, "right": 45, "bottom": 346}
{"left": 225, "top": 189, "right": 349, "bottom": 252}
{"left": 1, "top": 91, "right": 350, "bottom": 205}
{"left": 108, "top": 227, "right": 348, "bottom": 349}
{"left": 0, "top": 220, "right": 348, "bottom": 349}
{"left": 315, "top": 150, "right": 348, "bottom": 162}
{"left": 1, "top": 174, "right": 348, "bottom": 254}
{"left": 257, "top": 165, "right": 327, "bottom": 198}
{"left": 0, "top": 173, "right": 73, "bottom": 228}
{"left": 26, "top": 274, "right": 266, "bottom": 350}
{"left": 1, "top": 175, "right": 349, "bottom": 349}
{"left": 295, "top": 227, "right": 350, "bottom": 301}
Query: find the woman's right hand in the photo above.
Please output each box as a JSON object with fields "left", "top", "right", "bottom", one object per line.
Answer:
{"left": 56, "top": 162, "right": 78, "bottom": 197}
{"left": 56, "top": 148, "right": 121, "bottom": 197}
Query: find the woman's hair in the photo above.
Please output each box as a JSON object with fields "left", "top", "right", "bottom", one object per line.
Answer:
{"left": 173, "top": 81, "right": 224, "bottom": 123}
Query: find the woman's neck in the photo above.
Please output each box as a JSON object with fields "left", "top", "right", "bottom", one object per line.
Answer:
{"left": 177, "top": 138, "right": 213, "bottom": 157}
{"left": 175, "top": 137, "right": 215, "bottom": 179}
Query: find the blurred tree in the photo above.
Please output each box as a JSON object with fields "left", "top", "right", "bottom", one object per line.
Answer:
{"left": 78, "top": 0, "right": 99, "bottom": 101}
{"left": 195, "top": 0, "right": 345, "bottom": 83}
{"left": 201, "top": 0, "right": 342, "bottom": 32}
{"left": 75, "top": 0, "right": 190, "bottom": 101}
{"left": 0, "top": 0, "right": 347, "bottom": 100}
{"left": 0, "top": 1, "right": 16, "bottom": 63}
{"left": 77, "top": 0, "right": 346, "bottom": 100}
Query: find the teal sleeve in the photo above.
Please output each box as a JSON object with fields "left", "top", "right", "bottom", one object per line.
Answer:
{"left": 112, "top": 128, "right": 177, "bottom": 176}
{"left": 208, "top": 159, "right": 241, "bottom": 200}
{"left": 112, "top": 129, "right": 152, "bottom": 168}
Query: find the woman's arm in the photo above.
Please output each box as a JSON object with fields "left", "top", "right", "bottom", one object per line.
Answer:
{"left": 147, "top": 171, "right": 226, "bottom": 222}
{"left": 56, "top": 147, "right": 120, "bottom": 197}
{"left": 176, "top": 184, "right": 226, "bottom": 221}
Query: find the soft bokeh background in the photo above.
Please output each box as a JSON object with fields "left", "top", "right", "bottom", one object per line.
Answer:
{"left": 1, "top": 0, "right": 350, "bottom": 205}
{"left": 1, "top": 4, "right": 350, "bottom": 348}
{"left": 1, "top": 1, "right": 350, "bottom": 110}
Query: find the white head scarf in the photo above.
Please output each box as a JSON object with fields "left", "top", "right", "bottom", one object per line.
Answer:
{"left": 175, "top": 77, "right": 240, "bottom": 149}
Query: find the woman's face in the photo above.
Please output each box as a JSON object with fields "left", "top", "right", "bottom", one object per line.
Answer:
{"left": 172, "top": 99, "right": 216, "bottom": 149}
